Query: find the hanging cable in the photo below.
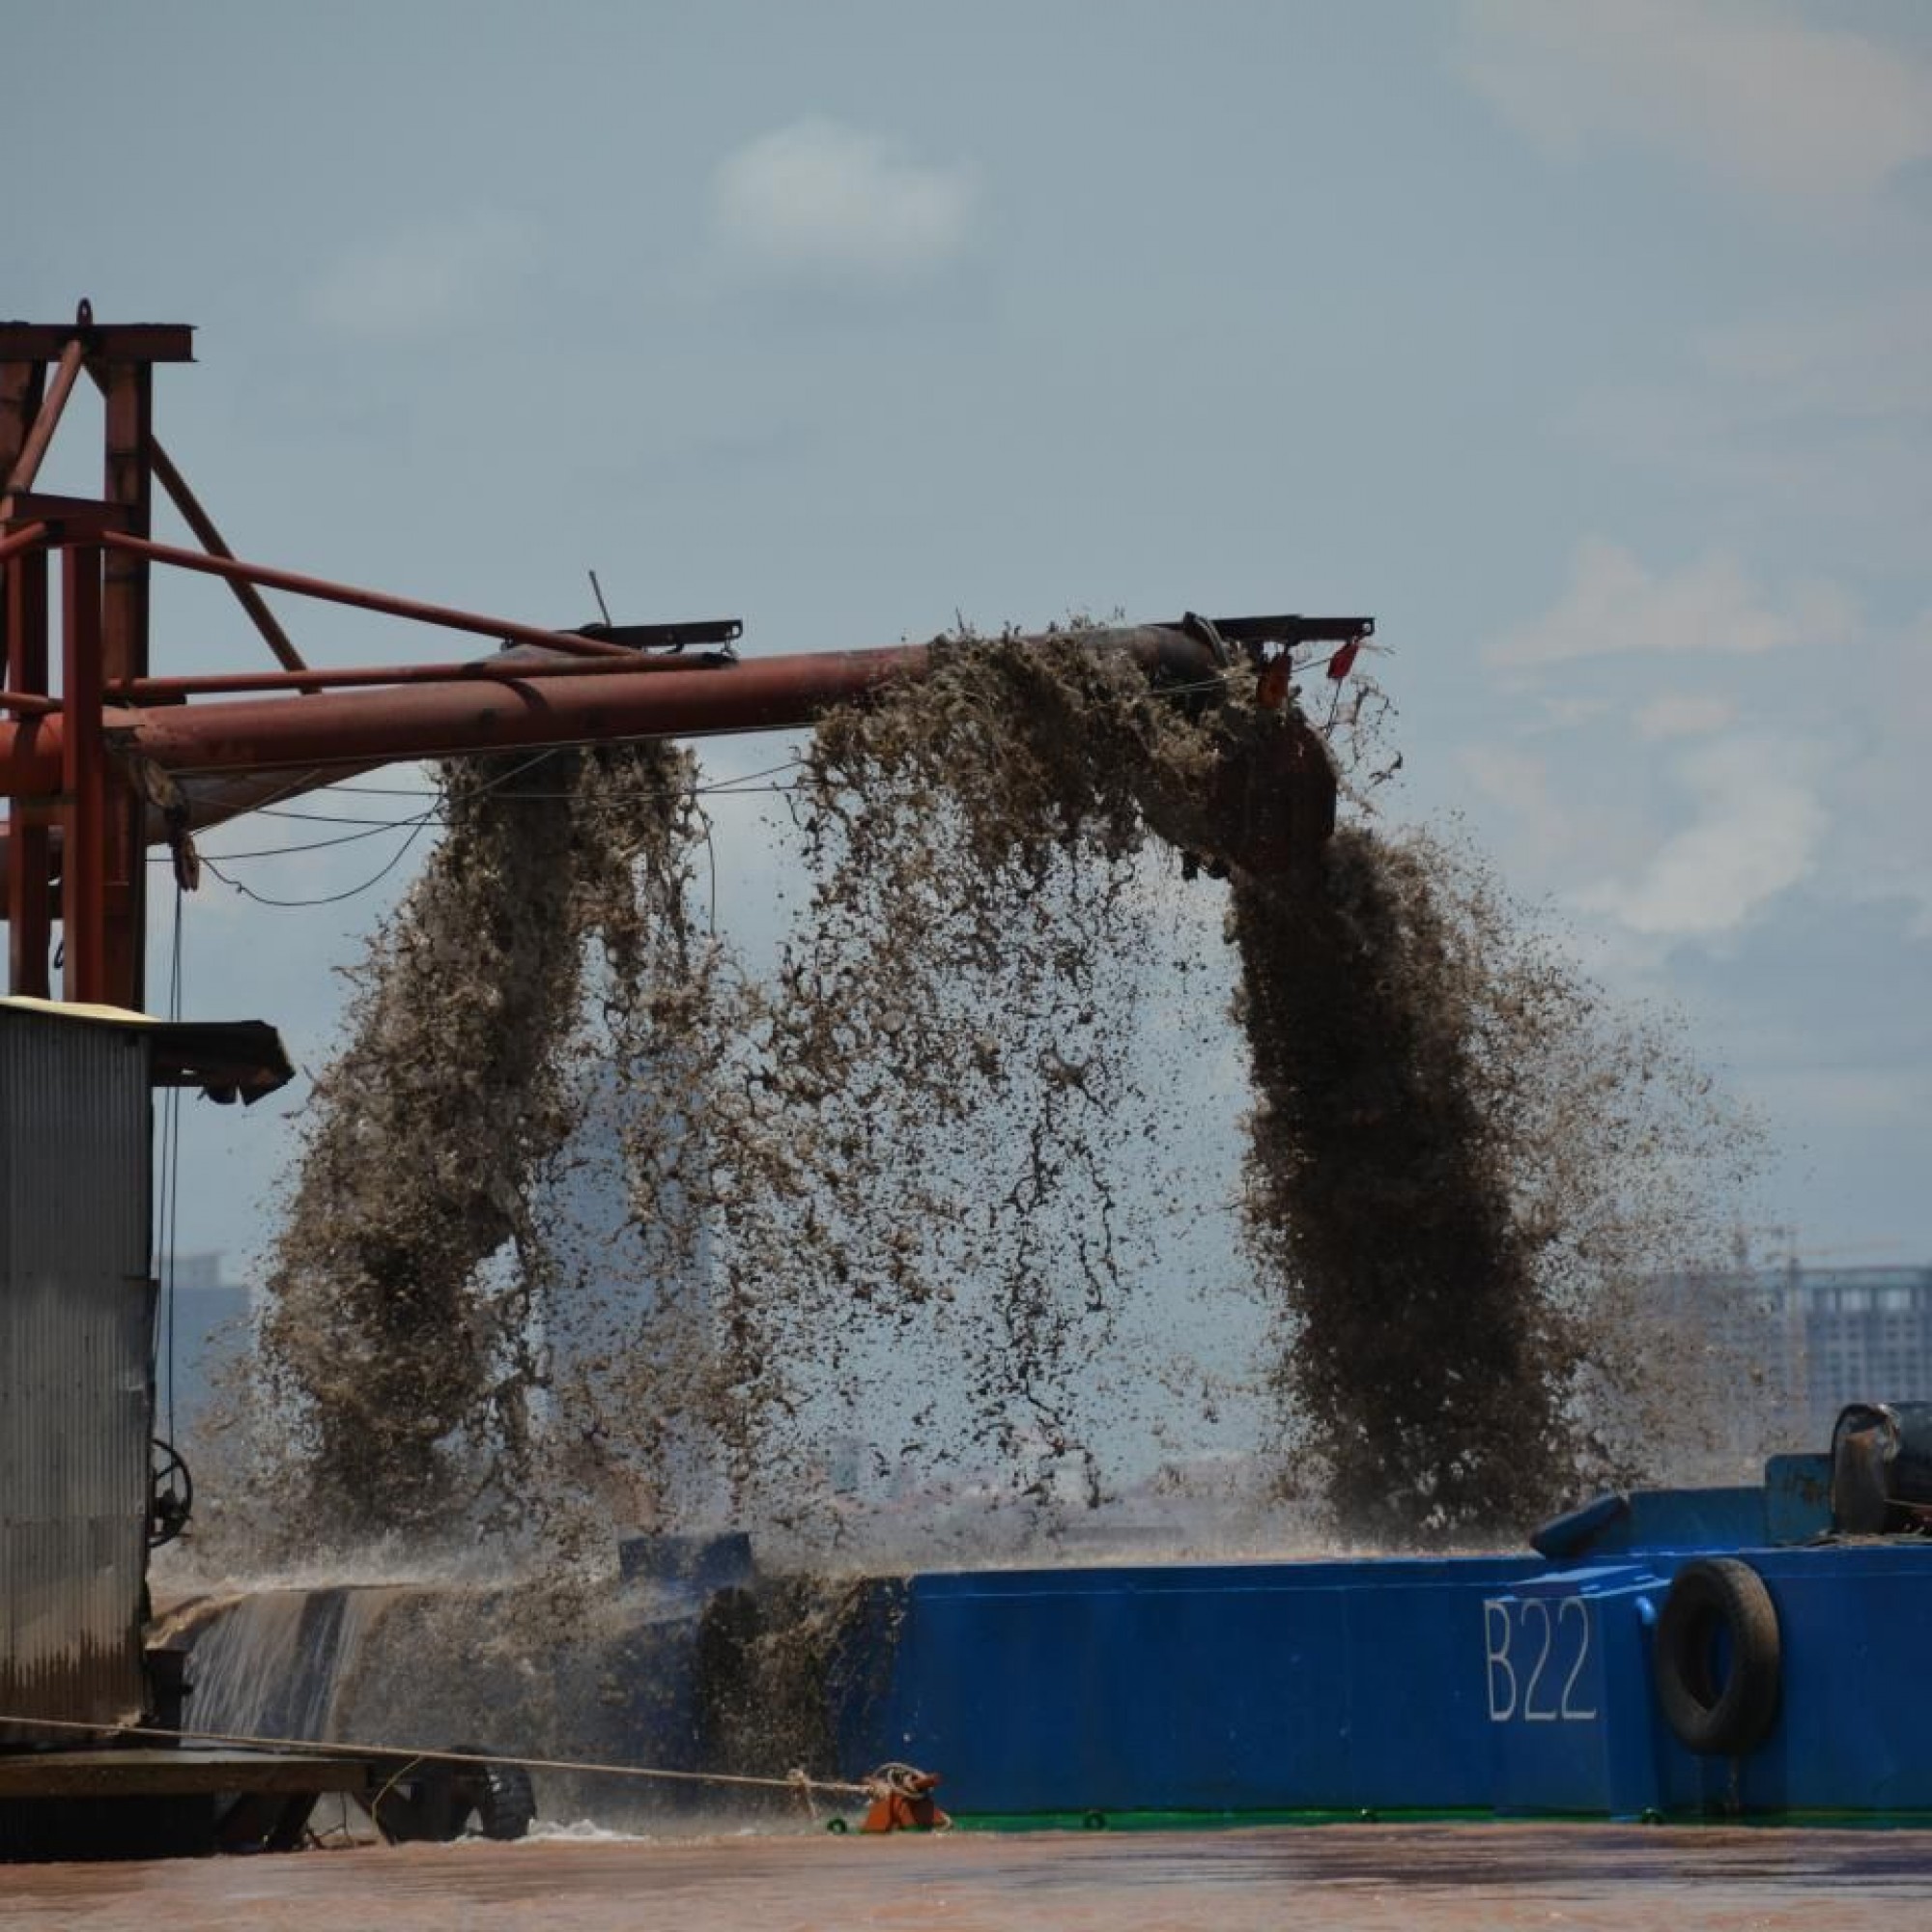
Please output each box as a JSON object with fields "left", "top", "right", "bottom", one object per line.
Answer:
{"left": 0, "top": 1711, "right": 880, "bottom": 1803}
{"left": 188, "top": 748, "right": 559, "bottom": 907}
{"left": 200, "top": 819, "right": 433, "bottom": 908}
{"left": 156, "top": 880, "right": 186, "bottom": 1448}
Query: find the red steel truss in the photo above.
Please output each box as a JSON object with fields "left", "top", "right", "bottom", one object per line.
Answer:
{"left": 0, "top": 306, "right": 1362, "bottom": 1013}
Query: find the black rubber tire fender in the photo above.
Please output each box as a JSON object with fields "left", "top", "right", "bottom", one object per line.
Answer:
{"left": 368, "top": 1758, "right": 469, "bottom": 1843}
{"left": 372, "top": 1749, "right": 535, "bottom": 1843}
{"left": 1653, "top": 1557, "right": 1781, "bottom": 1756}
{"left": 475, "top": 1760, "right": 537, "bottom": 1841}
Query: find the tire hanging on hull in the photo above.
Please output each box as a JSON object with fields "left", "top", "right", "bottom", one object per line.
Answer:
{"left": 1653, "top": 1557, "right": 1781, "bottom": 1757}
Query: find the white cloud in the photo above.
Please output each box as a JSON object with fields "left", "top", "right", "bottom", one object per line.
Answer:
{"left": 1830, "top": 607, "right": 1932, "bottom": 934}
{"left": 1457, "top": 738, "right": 1659, "bottom": 889}
{"left": 1458, "top": 744, "right": 1589, "bottom": 872}
{"left": 1532, "top": 695, "right": 1614, "bottom": 731}
{"left": 1558, "top": 291, "right": 1932, "bottom": 569}
{"left": 1701, "top": 289, "right": 1932, "bottom": 413}
{"left": 1579, "top": 734, "right": 1826, "bottom": 936}
{"left": 1486, "top": 539, "right": 1857, "bottom": 668}
{"left": 1748, "top": 1063, "right": 1925, "bottom": 1136}
{"left": 1466, "top": 587, "right": 1932, "bottom": 944}
{"left": 308, "top": 211, "right": 533, "bottom": 340}
{"left": 1636, "top": 693, "right": 1736, "bottom": 740}
{"left": 711, "top": 118, "right": 975, "bottom": 283}
{"left": 1455, "top": 0, "right": 1932, "bottom": 206}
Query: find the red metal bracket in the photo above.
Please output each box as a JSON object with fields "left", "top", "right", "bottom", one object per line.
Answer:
{"left": 1, "top": 495, "right": 134, "bottom": 539}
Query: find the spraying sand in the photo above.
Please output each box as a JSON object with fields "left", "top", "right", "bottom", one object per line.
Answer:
{"left": 241, "top": 628, "right": 1769, "bottom": 1561}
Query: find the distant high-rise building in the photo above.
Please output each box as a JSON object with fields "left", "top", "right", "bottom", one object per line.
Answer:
{"left": 156, "top": 1251, "right": 250, "bottom": 1448}
{"left": 1776, "top": 1264, "right": 1932, "bottom": 1437}
{"left": 1664, "top": 1260, "right": 1932, "bottom": 1447}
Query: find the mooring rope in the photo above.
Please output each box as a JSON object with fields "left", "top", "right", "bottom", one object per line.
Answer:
{"left": 0, "top": 1711, "right": 874, "bottom": 1800}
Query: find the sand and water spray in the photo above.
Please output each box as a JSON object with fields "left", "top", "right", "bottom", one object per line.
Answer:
{"left": 185, "top": 626, "right": 1780, "bottom": 1809}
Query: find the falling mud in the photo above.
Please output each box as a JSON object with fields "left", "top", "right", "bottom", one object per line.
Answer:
{"left": 247, "top": 741, "right": 713, "bottom": 1548}
{"left": 236, "top": 625, "right": 1772, "bottom": 1572}
{"left": 1235, "top": 827, "right": 1765, "bottom": 1539}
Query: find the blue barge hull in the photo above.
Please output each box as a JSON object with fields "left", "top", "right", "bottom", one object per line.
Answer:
{"left": 170, "top": 1443, "right": 1930, "bottom": 1830}
{"left": 834, "top": 1452, "right": 1932, "bottom": 1823}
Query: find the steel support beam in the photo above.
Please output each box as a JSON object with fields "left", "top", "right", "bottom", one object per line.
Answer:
{"left": 96, "top": 530, "right": 636, "bottom": 661}
{"left": 0, "top": 523, "right": 50, "bottom": 567}
{"left": 6, "top": 545, "right": 50, "bottom": 996}
{"left": 0, "top": 494, "right": 132, "bottom": 538}
{"left": 0, "top": 364, "right": 49, "bottom": 994}
{"left": 0, "top": 363, "right": 46, "bottom": 479}
{"left": 82, "top": 355, "right": 311, "bottom": 681}
{"left": 60, "top": 546, "right": 105, "bottom": 1002}
{"left": 99, "top": 363, "right": 153, "bottom": 1009}
{"left": 113, "top": 648, "right": 700, "bottom": 701}
{"left": 0, "top": 324, "right": 193, "bottom": 363}
{"left": 143, "top": 435, "right": 310, "bottom": 678}
{"left": 3, "top": 341, "right": 85, "bottom": 496}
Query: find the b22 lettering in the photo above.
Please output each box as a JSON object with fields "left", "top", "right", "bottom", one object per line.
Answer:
{"left": 1482, "top": 1596, "right": 1596, "bottom": 1723}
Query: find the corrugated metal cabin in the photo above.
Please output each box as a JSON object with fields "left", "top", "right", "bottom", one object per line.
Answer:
{"left": 0, "top": 1000, "right": 290, "bottom": 1745}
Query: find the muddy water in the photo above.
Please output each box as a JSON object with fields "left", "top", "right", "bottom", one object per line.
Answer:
{"left": 10, "top": 1826, "right": 1932, "bottom": 1931}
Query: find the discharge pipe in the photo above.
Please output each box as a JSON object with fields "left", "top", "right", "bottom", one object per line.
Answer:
{"left": 0, "top": 623, "right": 1338, "bottom": 883}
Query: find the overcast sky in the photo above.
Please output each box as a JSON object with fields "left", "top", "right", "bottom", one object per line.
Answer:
{"left": 14, "top": 1, "right": 1932, "bottom": 1272}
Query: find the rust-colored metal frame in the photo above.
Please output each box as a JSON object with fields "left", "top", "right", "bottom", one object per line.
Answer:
{"left": 0, "top": 303, "right": 192, "bottom": 1005}
{"left": 0, "top": 306, "right": 647, "bottom": 1010}
{"left": 0, "top": 307, "right": 1364, "bottom": 1017}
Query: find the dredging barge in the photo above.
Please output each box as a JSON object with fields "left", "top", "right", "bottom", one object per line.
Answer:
{"left": 0, "top": 305, "right": 1353, "bottom": 1854}
{"left": 160, "top": 1410, "right": 1932, "bottom": 1834}
{"left": 0, "top": 306, "right": 1922, "bottom": 1852}
{"left": 820, "top": 1408, "right": 1932, "bottom": 1827}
